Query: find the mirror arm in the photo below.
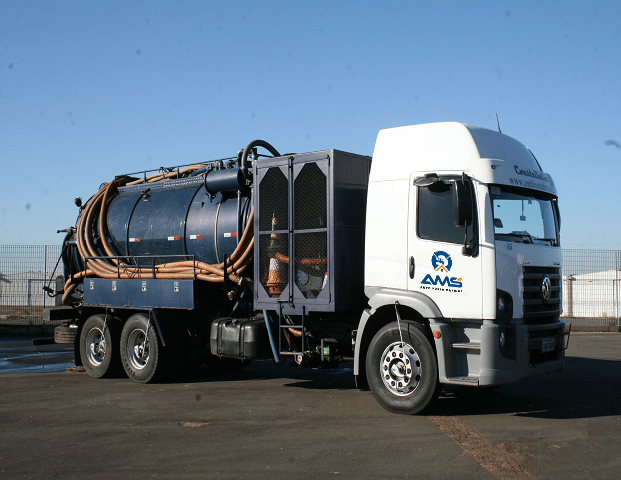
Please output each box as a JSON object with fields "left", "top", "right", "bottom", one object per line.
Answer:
{"left": 461, "top": 173, "right": 474, "bottom": 256}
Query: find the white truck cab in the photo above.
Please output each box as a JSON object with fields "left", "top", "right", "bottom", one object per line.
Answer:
{"left": 356, "top": 122, "right": 564, "bottom": 414}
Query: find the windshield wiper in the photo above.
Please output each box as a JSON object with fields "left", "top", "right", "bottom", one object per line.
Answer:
{"left": 509, "top": 231, "right": 533, "bottom": 243}
{"left": 534, "top": 237, "right": 557, "bottom": 246}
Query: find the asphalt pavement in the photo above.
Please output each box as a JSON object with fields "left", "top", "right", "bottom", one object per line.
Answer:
{"left": 0, "top": 333, "right": 620, "bottom": 479}
{"left": 0, "top": 336, "right": 74, "bottom": 374}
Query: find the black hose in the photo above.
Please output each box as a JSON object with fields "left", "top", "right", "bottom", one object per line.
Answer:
{"left": 239, "top": 140, "right": 281, "bottom": 182}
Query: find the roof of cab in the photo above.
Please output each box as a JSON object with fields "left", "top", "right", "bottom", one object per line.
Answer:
{"left": 370, "top": 122, "right": 538, "bottom": 182}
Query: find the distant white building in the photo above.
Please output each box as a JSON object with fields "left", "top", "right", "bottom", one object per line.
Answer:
{"left": 563, "top": 269, "right": 620, "bottom": 321}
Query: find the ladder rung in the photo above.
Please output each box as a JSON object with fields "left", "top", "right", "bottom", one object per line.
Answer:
{"left": 278, "top": 306, "right": 306, "bottom": 356}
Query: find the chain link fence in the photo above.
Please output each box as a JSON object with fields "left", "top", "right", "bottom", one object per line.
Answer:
{"left": 0, "top": 245, "right": 64, "bottom": 326}
{"left": 1, "top": 245, "right": 620, "bottom": 326}
{"left": 562, "top": 249, "right": 621, "bottom": 326}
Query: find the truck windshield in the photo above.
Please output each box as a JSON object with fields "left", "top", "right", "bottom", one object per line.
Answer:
{"left": 490, "top": 186, "right": 558, "bottom": 246}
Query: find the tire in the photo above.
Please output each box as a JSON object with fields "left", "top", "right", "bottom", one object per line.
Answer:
{"left": 120, "top": 313, "right": 165, "bottom": 383}
{"left": 54, "top": 325, "right": 78, "bottom": 345}
{"left": 79, "top": 314, "right": 122, "bottom": 378}
{"left": 366, "top": 321, "right": 440, "bottom": 415}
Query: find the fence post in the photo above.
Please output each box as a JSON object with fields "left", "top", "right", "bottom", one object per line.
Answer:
{"left": 43, "top": 245, "right": 48, "bottom": 310}
{"left": 565, "top": 275, "right": 573, "bottom": 318}
{"left": 617, "top": 250, "right": 620, "bottom": 327}
{"left": 55, "top": 276, "right": 64, "bottom": 306}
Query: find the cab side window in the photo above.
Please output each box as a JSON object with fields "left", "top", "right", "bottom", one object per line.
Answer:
{"left": 417, "top": 177, "right": 477, "bottom": 250}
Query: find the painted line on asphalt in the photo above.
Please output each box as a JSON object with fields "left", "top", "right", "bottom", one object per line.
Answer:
{"left": 428, "top": 416, "right": 535, "bottom": 480}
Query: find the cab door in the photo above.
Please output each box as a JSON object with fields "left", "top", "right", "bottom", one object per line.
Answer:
{"left": 407, "top": 173, "right": 483, "bottom": 319}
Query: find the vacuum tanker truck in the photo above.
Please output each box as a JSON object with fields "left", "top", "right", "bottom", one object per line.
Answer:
{"left": 50, "top": 122, "right": 567, "bottom": 414}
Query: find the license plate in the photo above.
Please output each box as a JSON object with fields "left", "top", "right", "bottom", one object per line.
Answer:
{"left": 542, "top": 337, "right": 555, "bottom": 352}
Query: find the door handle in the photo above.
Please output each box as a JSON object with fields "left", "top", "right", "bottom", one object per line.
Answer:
{"left": 409, "top": 256, "right": 415, "bottom": 279}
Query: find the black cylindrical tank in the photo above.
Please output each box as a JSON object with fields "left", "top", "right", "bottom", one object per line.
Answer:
{"left": 106, "top": 175, "right": 251, "bottom": 266}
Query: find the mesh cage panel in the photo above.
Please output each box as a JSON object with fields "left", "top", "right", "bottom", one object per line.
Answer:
{"left": 259, "top": 234, "right": 289, "bottom": 298}
{"left": 259, "top": 167, "right": 288, "bottom": 232}
{"left": 258, "top": 167, "right": 290, "bottom": 298}
{"left": 294, "top": 232, "right": 327, "bottom": 299}
{"left": 294, "top": 162, "right": 327, "bottom": 230}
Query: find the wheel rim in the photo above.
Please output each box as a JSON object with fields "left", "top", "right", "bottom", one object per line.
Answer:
{"left": 85, "top": 327, "right": 106, "bottom": 366}
{"left": 380, "top": 341, "right": 422, "bottom": 396}
{"left": 127, "top": 328, "right": 149, "bottom": 371}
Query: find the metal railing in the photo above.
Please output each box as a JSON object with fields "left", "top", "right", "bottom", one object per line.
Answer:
{"left": 1, "top": 245, "right": 620, "bottom": 326}
{"left": 0, "top": 245, "right": 64, "bottom": 325}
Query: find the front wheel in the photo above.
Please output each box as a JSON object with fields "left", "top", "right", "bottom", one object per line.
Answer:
{"left": 366, "top": 321, "right": 440, "bottom": 415}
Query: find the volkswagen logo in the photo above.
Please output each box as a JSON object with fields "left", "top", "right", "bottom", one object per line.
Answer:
{"left": 540, "top": 275, "right": 551, "bottom": 302}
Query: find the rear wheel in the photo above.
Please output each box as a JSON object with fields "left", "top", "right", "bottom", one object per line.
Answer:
{"left": 366, "top": 321, "right": 440, "bottom": 415}
{"left": 121, "top": 313, "right": 164, "bottom": 383}
{"left": 79, "top": 314, "right": 122, "bottom": 378}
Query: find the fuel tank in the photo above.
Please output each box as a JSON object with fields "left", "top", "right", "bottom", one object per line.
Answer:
{"left": 105, "top": 175, "right": 251, "bottom": 265}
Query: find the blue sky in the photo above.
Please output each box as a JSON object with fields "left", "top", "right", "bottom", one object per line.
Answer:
{"left": 1, "top": 0, "right": 620, "bottom": 248}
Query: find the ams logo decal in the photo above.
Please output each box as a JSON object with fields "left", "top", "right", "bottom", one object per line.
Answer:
{"left": 421, "top": 251, "right": 463, "bottom": 290}
{"left": 421, "top": 275, "right": 463, "bottom": 288}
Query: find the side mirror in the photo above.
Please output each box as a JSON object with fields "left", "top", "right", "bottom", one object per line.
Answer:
{"left": 452, "top": 178, "right": 472, "bottom": 227}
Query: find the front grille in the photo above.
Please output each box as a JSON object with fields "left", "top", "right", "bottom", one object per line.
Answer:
{"left": 522, "top": 266, "right": 561, "bottom": 325}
